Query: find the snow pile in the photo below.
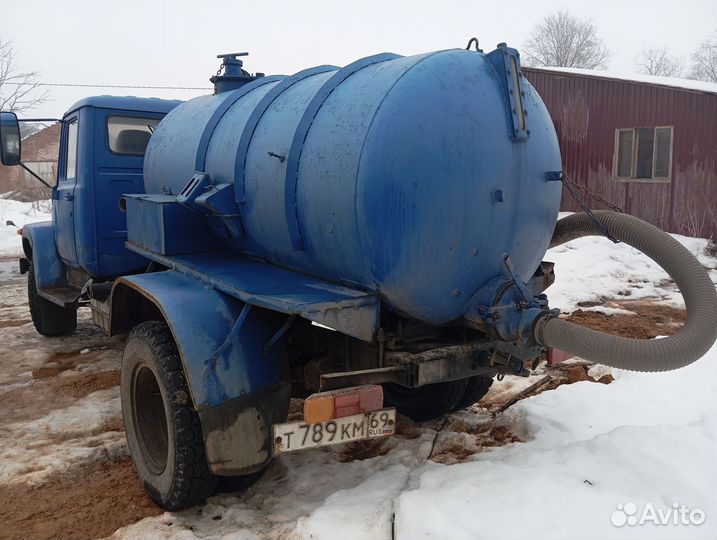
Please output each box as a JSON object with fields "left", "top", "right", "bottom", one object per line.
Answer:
{"left": 396, "top": 348, "right": 717, "bottom": 540}
{"left": 0, "top": 197, "right": 51, "bottom": 256}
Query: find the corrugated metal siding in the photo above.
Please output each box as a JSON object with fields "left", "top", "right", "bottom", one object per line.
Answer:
{"left": 524, "top": 68, "right": 717, "bottom": 239}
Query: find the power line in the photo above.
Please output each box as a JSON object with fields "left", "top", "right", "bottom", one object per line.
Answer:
{"left": 2, "top": 81, "right": 211, "bottom": 90}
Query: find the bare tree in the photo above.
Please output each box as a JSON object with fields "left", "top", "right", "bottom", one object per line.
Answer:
{"left": 0, "top": 39, "right": 49, "bottom": 113}
{"left": 635, "top": 48, "right": 683, "bottom": 77}
{"left": 522, "top": 10, "right": 611, "bottom": 69}
{"left": 689, "top": 37, "right": 717, "bottom": 82}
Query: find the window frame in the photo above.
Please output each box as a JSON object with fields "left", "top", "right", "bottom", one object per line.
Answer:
{"left": 61, "top": 117, "right": 79, "bottom": 183}
{"left": 105, "top": 114, "right": 161, "bottom": 157}
{"left": 22, "top": 160, "right": 56, "bottom": 186}
{"left": 612, "top": 126, "right": 673, "bottom": 183}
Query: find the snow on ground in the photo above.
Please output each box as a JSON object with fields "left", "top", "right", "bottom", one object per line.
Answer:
{"left": 0, "top": 270, "right": 126, "bottom": 487}
{"left": 0, "top": 388, "right": 126, "bottom": 485}
{"left": 0, "top": 196, "right": 51, "bottom": 256}
{"left": 546, "top": 212, "right": 717, "bottom": 312}
{"left": 396, "top": 351, "right": 717, "bottom": 540}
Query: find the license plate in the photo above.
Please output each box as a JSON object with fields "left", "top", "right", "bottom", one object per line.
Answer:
{"left": 272, "top": 408, "right": 396, "bottom": 455}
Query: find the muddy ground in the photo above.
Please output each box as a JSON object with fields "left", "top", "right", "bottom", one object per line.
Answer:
{"left": 0, "top": 256, "right": 687, "bottom": 539}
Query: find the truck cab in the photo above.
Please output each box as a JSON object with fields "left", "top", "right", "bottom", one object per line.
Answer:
{"left": 4, "top": 97, "right": 180, "bottom": 333}
{"left": 53, "top": 97, "right": 180, "bottom": 278}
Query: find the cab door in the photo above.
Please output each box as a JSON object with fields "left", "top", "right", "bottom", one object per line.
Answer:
{"left": 91, "top": 110, "right": 163, "bottom": 277}
{"left": 53, "top": 116, "right": 79, "bottom": 264}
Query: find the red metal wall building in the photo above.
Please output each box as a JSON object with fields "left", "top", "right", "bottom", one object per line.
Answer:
{"left": 0, "top": 123, "right": 59, "bottom": 200}
{"left": 524, "top": 68, "right": 717, "bottom": 239}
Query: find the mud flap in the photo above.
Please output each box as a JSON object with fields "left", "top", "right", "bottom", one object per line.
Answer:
{"left": 198, "top": 382, "right": 291, "bottom": 475}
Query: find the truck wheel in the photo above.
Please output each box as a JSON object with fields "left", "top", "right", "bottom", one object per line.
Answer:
{"left": 28, "top": 262, "right": 77, "bottom": 336}
{"left": 121, "top": 321, "right": 218, "bottom": 510}
{"left": 453, "top": 375, "right": 494, "bottom": 411}
{"left": 383, "top": 379, "right": 468, "bottom": 422}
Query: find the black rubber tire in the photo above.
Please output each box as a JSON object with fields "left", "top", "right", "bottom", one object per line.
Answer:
{"left": 383, "top": 379, "right": 469, "bottom": 421}
{"left": 452, "top": 375, "right": 494, "bottom": 411}
{"left": 217, "top": 469, "right": 265, "bottom": 493}
{"left": 121, "top": 321, "right": 218, "bottom": 510}
{"left": 27, "top": 262, "right": 77, "bottom": 336}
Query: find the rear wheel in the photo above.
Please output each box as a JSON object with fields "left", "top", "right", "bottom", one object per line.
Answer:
{"left": 27, "top": 262, "right": 77, "bottom": 336}
{"left": 383, "top": 379, "right": 468, "bottom": 421}
{"left": 452, "top": 375, "right": 494, "bottom": 411}
{"left": 121, "top": 321, "right": 218, "bottom": 510}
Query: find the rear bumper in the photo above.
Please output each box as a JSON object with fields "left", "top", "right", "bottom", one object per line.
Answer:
{"left": 320, "top": 340, "right": 540, "bottom": 391}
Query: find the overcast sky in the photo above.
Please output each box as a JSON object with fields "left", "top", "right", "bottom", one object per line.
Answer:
{"left": 2, "top": 0, "right": 715, "bottom": 118}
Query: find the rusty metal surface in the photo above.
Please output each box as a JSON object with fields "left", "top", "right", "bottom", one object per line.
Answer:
{"left": 525, "top": 68, "right": 717, "bottom": 239}
{"left": 320, "top": 366, "right": 408, "bottom": 391}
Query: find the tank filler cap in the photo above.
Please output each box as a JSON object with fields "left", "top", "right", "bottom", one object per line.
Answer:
{"left": 210, "top": 52, "right": 264, "bottom": 94}
{"left": 216, "top": 52, "right": 249, "bottom": 75}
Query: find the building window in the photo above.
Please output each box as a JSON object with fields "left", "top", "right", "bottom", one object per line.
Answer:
{"left": 613, "top": 126, "right": 673, "bottom": 181}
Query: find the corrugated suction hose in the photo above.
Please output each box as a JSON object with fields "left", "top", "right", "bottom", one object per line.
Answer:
{"left": 534, "top": 211, "right": 717, "bottom": 372}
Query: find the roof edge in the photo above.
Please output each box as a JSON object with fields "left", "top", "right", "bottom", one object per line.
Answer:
{"left": 65, "top": 95, "right": 184, "bottom": 116}
{"left": 523, "top": 66, "right": 717, "bottom": 95}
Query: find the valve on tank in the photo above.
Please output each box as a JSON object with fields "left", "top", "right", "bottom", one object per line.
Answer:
{"left": 211, "top": 52, "right": 265, "bottom": 94}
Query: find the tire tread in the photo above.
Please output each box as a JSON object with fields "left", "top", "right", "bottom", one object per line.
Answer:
{"left": 124, "top": 321, "right": 217, "bottom": 510}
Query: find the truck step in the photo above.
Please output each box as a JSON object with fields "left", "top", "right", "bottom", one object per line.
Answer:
{"left": 38, "top": 286, "right": 80, "bottom": 307}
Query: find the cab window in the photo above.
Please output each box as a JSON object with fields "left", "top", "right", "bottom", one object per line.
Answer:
{"left": 107, "top": 116, "right": 160, "bottom": 156}
{"left": 65, "top": 120, "right": 79, "bottom": 180}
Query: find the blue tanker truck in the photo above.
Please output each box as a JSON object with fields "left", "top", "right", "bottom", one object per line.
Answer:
{"left": 1, "top": 44, "right": 715, "bottom": 510}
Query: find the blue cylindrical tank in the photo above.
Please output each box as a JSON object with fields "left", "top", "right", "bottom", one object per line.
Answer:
{"left": 143, "top": 47, "right": 562, "bottom": 325}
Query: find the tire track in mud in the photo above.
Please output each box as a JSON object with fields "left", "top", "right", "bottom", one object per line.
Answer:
{"left": 0, "top": 362, "right": 120, "bottom": 425}
{"left": 0, "top": 274, "right": 163, "bottom": 539}
{"left": 0, "top": 458, "right": 162, "bottom": 540}
{"left": 0, "top": 338, "right": 163, "bottom": 539}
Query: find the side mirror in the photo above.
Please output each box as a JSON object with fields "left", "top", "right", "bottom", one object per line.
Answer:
{"left": 0, "top": 111, "right": 22, "bottom": 166}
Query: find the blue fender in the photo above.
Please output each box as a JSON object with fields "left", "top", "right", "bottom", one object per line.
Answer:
{"left": 22, "top": 221, "right": 66, "bottom": 290}
{"left": 111, "top": 270, "right": 290, "bottom": 474}
{"left": 112, "top": 270, "right": 288, "bottom": 409}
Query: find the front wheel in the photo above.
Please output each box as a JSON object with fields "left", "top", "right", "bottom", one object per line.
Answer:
{"left": 121, "top": 321, "right": 218, "bottom": 510}
{"left": 28, "top": 262, "right": 77, "bottom": 336}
